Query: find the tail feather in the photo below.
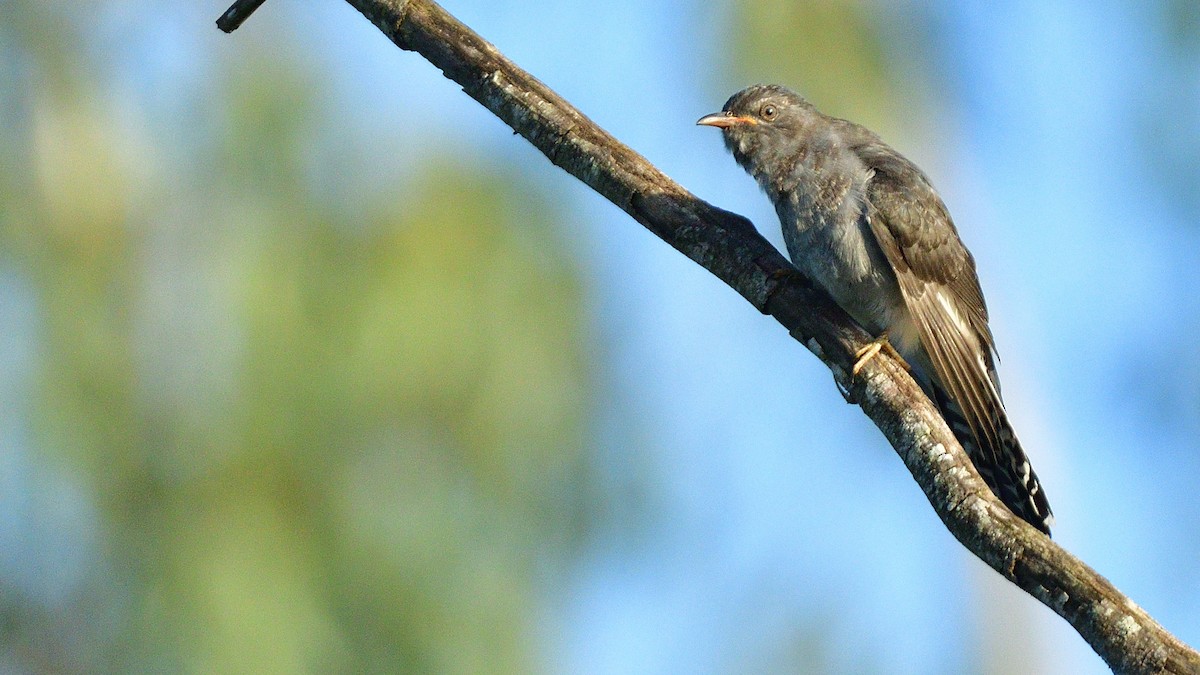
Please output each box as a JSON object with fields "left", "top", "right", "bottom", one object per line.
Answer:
{"left": 932, "top": 386, "right": 1054, "bottom": 535}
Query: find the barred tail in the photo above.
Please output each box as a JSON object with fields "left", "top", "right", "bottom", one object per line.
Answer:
{"left": 933, "top": 386, "right": 1054, "bottom": 535}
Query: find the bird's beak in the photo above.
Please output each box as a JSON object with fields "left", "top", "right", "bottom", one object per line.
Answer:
{"left": 696, "top": 112, "right": 755, "bottom": 128}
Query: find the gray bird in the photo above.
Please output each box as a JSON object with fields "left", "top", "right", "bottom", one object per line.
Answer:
{"left": 698, "top": 84, "right": 1053, "bottom": 535}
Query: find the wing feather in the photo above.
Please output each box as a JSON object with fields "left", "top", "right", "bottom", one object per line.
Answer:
{"left": 840, "top": 125, "right": 1052, "bottom": 533}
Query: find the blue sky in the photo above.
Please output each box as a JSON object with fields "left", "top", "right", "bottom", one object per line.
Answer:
{"left": 242, "top": 1, "right": 1199, "bottom": 672}
{"left": 406, "top": 2, "right": 1200, "bottom": 672}
{"left": 8, "top": 0, "right": 1200, "bottom": 672}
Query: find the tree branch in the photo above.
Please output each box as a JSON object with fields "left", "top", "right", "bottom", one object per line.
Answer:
{"left": 217, "top": 0, "right": 1200, "bottom": 671}
{"left": 216, "top": 0, "right": 267, "bottom": 33}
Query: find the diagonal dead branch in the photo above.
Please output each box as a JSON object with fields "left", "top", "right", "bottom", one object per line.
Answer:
{"left": 216, "top": 0, "right": 268, "bottom": 33}
{"left": 217, "top": 1, "right": 1200, "bottom": 672}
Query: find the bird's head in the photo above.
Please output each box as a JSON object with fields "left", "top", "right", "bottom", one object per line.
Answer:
{"left": 696, "top": 84, "right": 819, "bottom": 176}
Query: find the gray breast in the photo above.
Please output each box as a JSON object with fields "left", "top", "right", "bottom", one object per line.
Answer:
{"left": 773, "top": 159, "right": 908, "bottom": 342}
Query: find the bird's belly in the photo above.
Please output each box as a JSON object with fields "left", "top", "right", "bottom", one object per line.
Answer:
{"left": 833, "top": 274, "right": 929, "bottom": 374}
{"left": 782, "top": 215, "right": 923, "bottom": 362}
{"left": 830, "top": 272, "right": 908, "bottom": 341}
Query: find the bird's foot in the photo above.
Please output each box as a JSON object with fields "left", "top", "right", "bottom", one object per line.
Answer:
{"left": 852, "top": 333, "right": 909, "bottom": 376}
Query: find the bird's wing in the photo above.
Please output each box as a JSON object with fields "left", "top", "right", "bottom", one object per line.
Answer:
{"left": 854, "top": 141, "right": 1054, "bottom": 533}
{"left": 853, "top": 139, "right": 1005, "bottom": 461}
{"left": 810, "top": 121, "right": 1052, "bottom": 532}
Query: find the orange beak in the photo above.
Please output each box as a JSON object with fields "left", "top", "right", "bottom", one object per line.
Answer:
{"left": 696, "top": 112, "right": 756, "bottom": 128}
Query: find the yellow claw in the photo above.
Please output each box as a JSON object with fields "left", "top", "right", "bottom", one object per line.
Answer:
{"left": 852, "top": 333, "right": 909, "bottom": 376}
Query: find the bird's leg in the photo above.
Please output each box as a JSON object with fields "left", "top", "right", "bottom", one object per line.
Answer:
{"left": 852, "top": 332, "right": 909, "bottom": 376}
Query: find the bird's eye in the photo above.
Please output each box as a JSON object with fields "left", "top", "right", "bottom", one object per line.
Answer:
{"left": 761, "top": 104, "right": 777, "bottom": 120}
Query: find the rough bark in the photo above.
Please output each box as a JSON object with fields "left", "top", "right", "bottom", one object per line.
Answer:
{"left": 218, "top": 1, "right": 1200, "bottom": 672}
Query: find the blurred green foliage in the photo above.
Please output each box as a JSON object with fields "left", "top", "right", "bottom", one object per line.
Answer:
{"left": 724, "top": 0, "right": 905, "bottom": 137}
{"left": 2, "top": 6, "right": 593, "bottom": 673}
